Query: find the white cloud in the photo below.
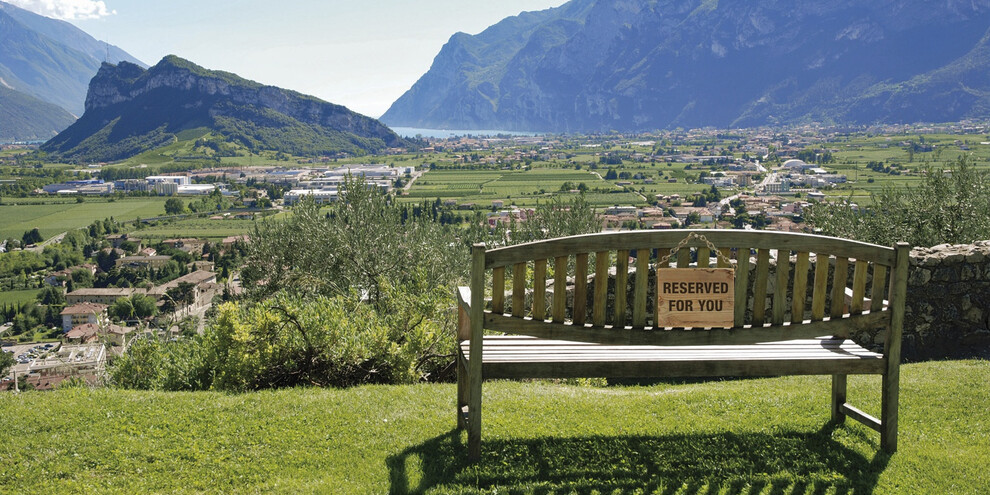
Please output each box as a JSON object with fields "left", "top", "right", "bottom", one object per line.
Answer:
{"left": 6, "top": 0, "right": 116, "bottom": 20}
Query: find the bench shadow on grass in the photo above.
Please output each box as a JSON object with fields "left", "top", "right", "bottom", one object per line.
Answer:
{"left": 387, "top": 423, "right": 889, "bottom": 494}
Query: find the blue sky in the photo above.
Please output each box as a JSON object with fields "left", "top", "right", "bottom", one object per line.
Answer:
{"left": 7, "top": 0, "right": 566, "bottom": 118}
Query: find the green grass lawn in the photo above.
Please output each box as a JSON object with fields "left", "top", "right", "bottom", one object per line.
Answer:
{"left": 1, "top": 360, "right": 987, "bottom": 493}
{"left": 0, "top": 198, "right": 169, "bottom": 241}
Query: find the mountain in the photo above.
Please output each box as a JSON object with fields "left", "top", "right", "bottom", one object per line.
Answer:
{"left": 42, "top": 56, "right": 407, "bottom": 162}
{"left": 0, "top": 0, "right": 144, "bottom": 117}
{"left": 382, "top": 0, "right": 990, "bottom": 132}
{"left": 0, "top": 85, "right": 76, "bottom": 142}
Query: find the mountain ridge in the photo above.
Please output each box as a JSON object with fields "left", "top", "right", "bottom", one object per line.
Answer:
{"left": 382, "top": 0, "right": 990, "bottom": 132}
{"left": 0, "top": 85, "right": 77, "bottom": 142}
{"left": 0, "top": 1, "right": 144, "bottom": 116}
{"left": 42, "top": 56, "right": 408, "bottom": 162}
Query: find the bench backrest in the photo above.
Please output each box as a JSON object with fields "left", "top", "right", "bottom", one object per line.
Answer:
{"left": 465, "top": 230, "right": 909, "bottom": 355}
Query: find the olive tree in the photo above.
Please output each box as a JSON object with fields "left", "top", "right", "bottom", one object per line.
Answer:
{"left": 488, "top": 193, "right": 603, "bottom": 247}
{"left": 241, "top": 176, "right": 468, "bottom": 305}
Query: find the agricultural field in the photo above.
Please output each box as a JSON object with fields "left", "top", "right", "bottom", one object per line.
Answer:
{"left": 0, "top": 288, "right": 41, "bottom": 307}
{"left": 405, "top": 164, "right": 708, "bottom": 207}
{"left": 820, "top": 132, "right": 990, "bottom": 204}
{"left": 0, "top": 197, "right": 169, "bottom": 242}
{"left": 404, "top": 167, "right": 628, "bottom": 206}
{"left": 830, "top": 132, "right": 990, "bottom": 165}
{"left": 132, "top": 215, "right": 268, "bottom": 241}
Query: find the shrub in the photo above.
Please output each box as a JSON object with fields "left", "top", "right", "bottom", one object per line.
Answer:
{"left": 107, "top": 279, "right": 455, "bottom": 391}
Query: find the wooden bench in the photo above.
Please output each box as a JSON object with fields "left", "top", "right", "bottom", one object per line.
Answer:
{"left": 455, "top": 230, "right": 909, "bottom": 460}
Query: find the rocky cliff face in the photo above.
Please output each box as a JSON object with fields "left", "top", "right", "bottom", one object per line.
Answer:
{"left": 44, "top": 56, "right": 405, "bottom": 161}
{"left": 382, "top": 0, "right": 990, "bottom": 132}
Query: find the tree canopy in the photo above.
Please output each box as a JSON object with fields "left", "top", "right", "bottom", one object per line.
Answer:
{"left": 241, "top": 177, "right": 467, "bottom": 304}
{"left": 22, "top": 228, "right": 43, "bottom": 245}
{"left": 0, "top": 350, "right": 14, "bottom": 378}
{"left": 108, "top": 293, "right": 158, "bottom": 321}
{"left": 806, "top": 157, "right": 990, "bottom": 247}
{"left": 164, "top": 198, "right": 185, "bottom": 215}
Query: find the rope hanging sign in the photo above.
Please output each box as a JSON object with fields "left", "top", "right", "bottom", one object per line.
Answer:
{"left": 656, "top": 232, "right": 735, "bottom": 328}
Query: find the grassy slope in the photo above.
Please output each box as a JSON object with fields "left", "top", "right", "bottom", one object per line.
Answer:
{"left": 0, "top": 360, "right": 987, "bottom": 494}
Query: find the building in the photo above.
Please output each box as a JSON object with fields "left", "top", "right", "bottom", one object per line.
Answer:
{"left": 296, "top": 165, "right": 401, "bottom": 196}
{"left": 258, "top": 169, "right": 311, "bottom": 186}
{"left": 782, "top": 159, "right": 816, "bottom": 172}
{"left": 670, "top": 207, "right": 714, "bottom": 223}
{"left": 764, "top": 180, "right": 791, "bottom": 194}
{"left": 221, "top": 235, "right": 250, "bottom": 250}
{"left": 146, "top": 175, "right": 191, "bottom": 186}
{"left": 65, "top": 323, "right": 102, "bottom": 343}
{"left": 66, "top": 288, "right": 148, "bottom": 305}
{"left": 106, "top": 234, "right": 141, "bottom": 249}
{"left": 701, "top": 176, "right": 736, "bottom": 187}
{"left": 605, "top": 206, "right": 638, "bottom": 216}
{"left": 114, "top": 179, "right": 151, "bottom": 192}
{"left": 60, "top": 303, "right": 108, "bottom": 332}
{"left": 115, "top": 255, "right": 173, "bottom": 269}
{"left": 66, "top": 323, "right": 135, "bottom": 346}
{"left": 10, "top": 343, "right": 106, "bottom": 390}
{"left": 104, "top": 324, "right": 136, "bottom": 346}
{"left": 148, "top": 270, "right": 218, "bottom": 308}
{"left": 154, "top": 182, "right": 179, "bottom": 195}
{"left": 69, "top": 183, "right": 115, "bottom": 195}
{"left": 283, "top": 188, "right": 338, "bottom": 205}
{"left": 44, "top": 269, "right": 77, "bottom": 286}
{"left": 161, "top": 238, "right": 206, "bottom": 253}
{"left": 177, "top": 184, "right": 218, "bottom": 195}
{"left": 42, "top": 179, "right": 107, "bottom": 194}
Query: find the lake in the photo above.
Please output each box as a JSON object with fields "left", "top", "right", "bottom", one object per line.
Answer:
{"left": 389, "top": 127, "right": 540, "bottom": 139}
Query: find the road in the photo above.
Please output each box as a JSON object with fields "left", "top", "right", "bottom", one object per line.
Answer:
{"left": 26, "top": 231, "right": 67, "bottom": 252}
{"left": 754, "top": 170, "right": 777, "bottom": 194}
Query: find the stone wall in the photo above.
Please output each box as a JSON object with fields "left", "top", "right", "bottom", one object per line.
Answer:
{"left": 902, "top": 241, "right": 990, "bottom": 360}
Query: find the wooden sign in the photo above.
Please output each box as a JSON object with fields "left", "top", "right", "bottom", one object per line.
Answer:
{"left": 657, "top": 268, "right": 734, "bottom": 328}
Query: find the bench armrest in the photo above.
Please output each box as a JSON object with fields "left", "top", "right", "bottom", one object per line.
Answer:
{"left": 456, "top": 286, "right": 472, "bottom": 341}
{"left": 457, "top": 286, "right": 472, "bottom": 312}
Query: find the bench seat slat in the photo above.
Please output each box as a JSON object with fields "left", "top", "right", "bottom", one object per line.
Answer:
{"left": 461, "top": 337, "right": 884, "bottom": 379}
{"left": 478, "top": 351, "right": 881, "bottom": 359}
{"left": 472, "top": 340, "right": 881, "bottom": 357}
{"left": 477, "top": 362, "right": 886, "bottom": 379}
{"left": 475, "top": 338, "right": 877, "bottom": 351}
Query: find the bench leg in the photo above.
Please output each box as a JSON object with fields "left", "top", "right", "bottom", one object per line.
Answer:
{"left": 467, "top": 360, "right": 483, "bottom": 461}
{"left": 456, "top": 354, "right": 468, "bottom": 430}
{"left": 881, "top": 372, "right": 899, "bottom": 453}
{"left": 831, "top": 374, "right": 847, "bottom": 423}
